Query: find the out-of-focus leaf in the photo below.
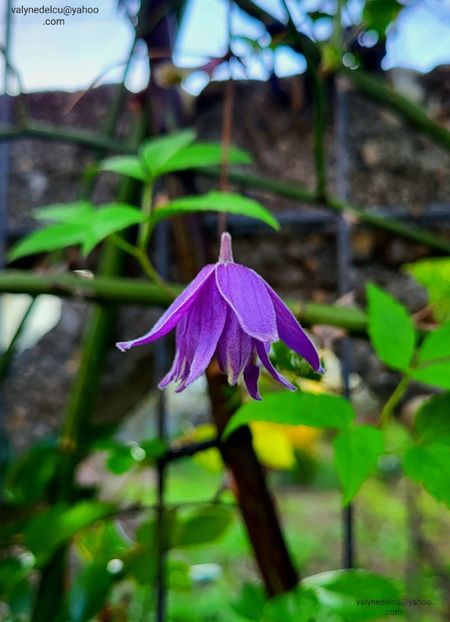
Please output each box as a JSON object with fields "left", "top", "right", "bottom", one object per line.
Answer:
{"left": 224, "top": 392, "right": 355, "bottom": 439}
{"left": 303, "top": 569, "right": 402, "bottom": 620}
{"left": 334, "top": 426, "right": 384, "bottom": 505}
{"left": 81, "top": 204, "right": 146, "bottom": 255}
{"left": 403, "top": 443, "right": 450, "bottom": 507}
{"left": 232, "top": 582, "right": 267, "bottom": 621}
{"left": 99, "top": 155, "right": 148, "bottom": 181}
{"left": 262, "top": 587, "right": 318, "bottom": 622}
{"left": 66, "top": 561, "right": 118, "bottom": 622}
{"left": 151, "top": 191, "right": 279, "bottom": 230}
{"left": 411, "top": 362, "right": 450, "bottom": 390}
{"left": 405, "top": 258, "right": 450, "bottom": 321}
{"left": 363, "top": 0, "right": 402, "bottom": 36}
{"left": 0, "top": 558, "right": 28, "bottom": 598}
{"left": 34, "top": 201, "right": 93, "bottom": 223}
{"left": 139, "top": 129, "right": 196, "bottom": 176}
{"left": 4, "top": 443, "right": 60, "bottom": 505}
{"left": 417, "top": 321, "right": 450, "bottom": 363}
{"left": 172, "top": 505, "right": 234, "bottom": 547}
{"left": 367, "top": 283, "right": 416, "bottom": 371}
{"left": 25, "top": 501, "right": 116, "bottom": 564}
{"left": 8, "top": 223, "right": 87, "bottom": 261}
{"left": 411, "top": 322, "right": 450, "bottom": 389}
{"left": 105, "top": 439, "right": 166, "bottom": 474}
{"left": 75, "top": 520, "right": 128, "bottom": 562}
{"left": 415, "top": 393, "right": 450, "bottom": 446}
{"left": 159, "top": 143, "right": 251, "bottom": 174}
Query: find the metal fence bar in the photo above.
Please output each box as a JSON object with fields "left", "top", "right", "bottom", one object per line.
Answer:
{"left": 335, "top": 79, "right": 356, "bottom": 569}
{"left": 154, "top": 220, "right": 170, "bottom": 622}
{"left": 0, "top": 0, "right": 13, "bottom": 490}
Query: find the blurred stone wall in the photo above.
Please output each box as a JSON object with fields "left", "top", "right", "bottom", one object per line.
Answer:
{"left": 3, "top": 66, "right": 450, "bottom": 450}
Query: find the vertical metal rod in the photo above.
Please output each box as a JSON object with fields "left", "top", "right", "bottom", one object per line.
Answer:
{"left": 154, "top": 221, "right": 169, "bottom": 622}
{"left": 0, "top": 0, "right": 13, "bottom": 490}
{"left": 335, "top": 77, "right": 355, "bottom": 569}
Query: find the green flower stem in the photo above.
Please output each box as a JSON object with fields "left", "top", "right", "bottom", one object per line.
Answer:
{"left": 379, "top": 374, "right": 411, "bottom": 428}
{"left": 111, "top": 234, "right": 176, "bottom": 299}
{"left": 137, "top": 181, "right": 155, "bottom": 252}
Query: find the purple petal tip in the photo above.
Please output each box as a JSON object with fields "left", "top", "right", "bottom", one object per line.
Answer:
{"left": 116, "top": 342, "right": 130, "bottom": 352}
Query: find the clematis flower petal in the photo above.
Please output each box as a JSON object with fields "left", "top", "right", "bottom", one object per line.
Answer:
{"left": 116, "top": 264, "right": 216, "bottom": 351}
{"left": 266, "top": 286, "right": 322, "bottom": 372}
{"left": 217, "top": 309, "right": 252, "bottom": 384}
{"left": 243, "top": 363, "right": 261, "bottom": 400}
{"left": 215, "top": 263, "right": 278, "bottom": 343}
{"left": 158, "top": 317, "right": 187, "bottom": 389}
{"left": 175, "top": 276, "right": 227, "bottom": 390}
{"left": 255, "top": 340, "right": 296, "bottom": 391}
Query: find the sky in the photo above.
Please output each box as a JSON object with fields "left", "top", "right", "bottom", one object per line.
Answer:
{"left": 1, "top": 0, "right": 450, "bottom": 95}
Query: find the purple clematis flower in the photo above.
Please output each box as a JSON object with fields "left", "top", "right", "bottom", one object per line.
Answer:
{"left": 116, "top": 232, "right": 322, "bottom": 399}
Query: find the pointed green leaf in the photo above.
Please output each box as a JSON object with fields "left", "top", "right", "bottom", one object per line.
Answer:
{"left": 8, "top": 223, "right": 87, "bottom": 261}
{"left": 411, "top": 322, "right": 450, "bottom": 389}
{"left": 172, "top": 505, "right": 234, "bottom": 547}
{"left": 303, "top": 569, "right": 402, "bottom": 620}
{"left": 405, "top": 258, "right": 450, "bottom": 321}
{"left": 34, "top": 201, "right": 93, "bottom": 223}
{"left": 417, "top": 321, "right": 450, "bottom": 363}
{"left": 224, "top": 392, "right": 355, "bottom": 439}
{"left": 415, "top": 393, "right": 450, "bottom": 446}
{"left": 66, "top": 561, "right": 117, "bottom": 622}
{"left": 334, "top": 425, "right": 384, "bottom": 505}
{"left": 367, "top": 283, "right": 416, "bottom": 371}
{"left": 4, "top": 444, "right": 60, "bottom": 505}
{"left": 152, "top": 191, "right": 279, "bottom": 230}
{"left": 139, "top": 129, "right": 197, "bottom": 176}
{"left": 403, "top": 443, "right": 450, "bottom": 507}
{"left": 81, "top": 204, "right": 146, "bottom": 255}
{"left": 159, "top": 143, "right": 251, "bottom": 174}
{"left": 25, "top": 501, "right": 116, "bottom": 564}
{"left": 99, "top": 155, "right": 148, "bottom": 181}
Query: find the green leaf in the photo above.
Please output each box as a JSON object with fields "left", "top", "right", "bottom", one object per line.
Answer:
{"left": 105, "top": 439, "right": 166, "bottom": 475}
{"left": 34, "top": 201, "right": 93, "bottom": 223}
{"left": 367, "top": 283, "right": 416, "bottom": 371}
{"left": 411, "top": 363, "right": 450, "bottom": 390}
{"left": 232, "top": 583, "right": 267, "bottom": 621}
{"left": 139, "top": 129, "right": 197, "bottom": 176}
{"left": 224, "top": 392, "right": 355, "bottom": 439}
{"left": 363, "top": 0, "right": 403, "bottom": 36}
{"left": 152, "top": 191, "right": 279, "bottom": 230}
{"left": 415, "top": 393, "right": 450, "bottom": 445}
{"left": 417, "top": 322, "right": 450, "bottom": 363}
{"left": 405, "top": 258, "right": 450, "bottom": 321}
{"left": 404, "top": 443, "right": 450, "bottom": 507}
{"left": 25, "top": 501, "right": 115, "bottom": 564}
{"left": 172, "top": 505, "right": 234, "bottom": 547}
{"left": 159, "top": 143, "right": 251, "bottom": 174}
{"left": 99, "top": 155, "right": 148, "bottom": 181}
{"left": 4, "top": 444, "right": 60, "bottom": 505}
{"left": 262, "top": 587, "right": 318, "bottom": 622}
{"left": 81, "top": 204, "right": 146, "bottom": 255}
{"left": 8, "top": 223, "right": 87, "bottom": 261}
{"left": 303, "top": 569, "right": 402, "bottom": 620}
{"left": 66, "top": 561, "right": 118, "bottom": 622}
{"left": 334, "top": 426, "right": 384, "bottom": 505}
{"left": 410, "top": 322, "right": 450, "bottom": 389}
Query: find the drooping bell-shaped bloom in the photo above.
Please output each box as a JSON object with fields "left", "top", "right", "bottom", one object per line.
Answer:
{"left": 116, "top": 232, "right": 322, "bottom": 399}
